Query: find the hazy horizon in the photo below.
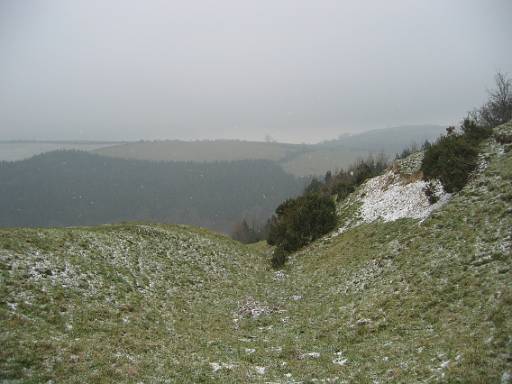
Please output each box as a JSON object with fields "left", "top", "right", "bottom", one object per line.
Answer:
{"left": 1, "top": 0, "right": 511, "bottom": 143}
{"left": 0, "top": 123, "right": 444, "bottom": 145}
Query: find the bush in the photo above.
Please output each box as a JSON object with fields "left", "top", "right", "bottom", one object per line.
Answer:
{"left": 495, "top": 132, "right": 512, "bottom": 145}
{"left": 332, "top": 181, "right": 355, "bottom": 201}
{"left": 421, "top": 134, "right": 478, "bottom": 193}
{"left": 231, "top": 219, "right": 269, "bottom": 244}
{"left": 326, "top": 154, "right": 388, "bottom": 201}
{"left": 460, "top": 118, "right": 492, "bottom": 143}
{"left": 271, "top": 247, "right": 287, "bottom": 269}
{"left": 265, "top": 154, "right": 388, "bottom": 268}
{"left": 476, "top": 72, "right": 512, "bottom": 128}
{"left": 304, "top": 178, "right": 324, "bottom": 195}
{"left": 267, "top": 193, "right": 337, "bottom": 257}
{"left": 423, "top": 181, "right": 439, "bottom": 204}
{"left": 420, "top": 73, "right": 511, "bottom": 194}
{"left": 395, "top": 143, "right": 420, "bottom": 160}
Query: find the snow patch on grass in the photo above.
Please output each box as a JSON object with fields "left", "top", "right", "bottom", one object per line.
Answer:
{"left": 359, "top": 171, "right": 450, "bottom": 223}
{"left": 333, "top": 152, "right": 452, "bottom": 237}
{"left": 236, "top": 297, "right": 274, "bottom": 319}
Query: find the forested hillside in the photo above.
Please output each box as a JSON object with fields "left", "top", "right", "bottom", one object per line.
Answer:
{"left": 0, "top": 151, "right": 303, "bottom": 232}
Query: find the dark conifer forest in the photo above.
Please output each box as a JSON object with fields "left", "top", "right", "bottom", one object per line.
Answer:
{"left": 0, "top": 150, "right": 304, "bottom": 232}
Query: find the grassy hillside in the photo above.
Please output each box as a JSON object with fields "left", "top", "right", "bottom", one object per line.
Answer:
{"left": 0, "top": 224, "right": 271, "bottom": 383}
{"left": 1, "top": 123, "right": 510, "bottom": 383}
{"left": 281, "top": 146, "right": 373, "bottom": 176}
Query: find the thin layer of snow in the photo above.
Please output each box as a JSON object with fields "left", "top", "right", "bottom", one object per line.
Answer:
{"left": 298, "top": 352, "right": 320, "bottom": 360}
{"left": 209, "top": 362, "right": 236, "bottom": 372}
{"left": 332, "top": 351, "right": 348, "bottom": 366}
{"left": 235, "top": 297, "right": 273, "bottom": 319}
{"left": 332, "top": 357, "right": 348, "bottom": 366}
{"left": 359, "top": 171, "right": 450, "bottom": 223}
{"left": 254, "top": 366, "right": 266, "bottom": 375}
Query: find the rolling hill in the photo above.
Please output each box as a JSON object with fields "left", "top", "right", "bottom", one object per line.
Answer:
{"left": 0, "top": 141, "right": 118, "bottom": 162}
{"left": 93, "top": 125, "right": 445, "bottom": 176}
{"left": 318, "top": 124, "right": 446, "bottom": 152}
{"left": 1, "top": 122, "right": 510, "bottom": 382}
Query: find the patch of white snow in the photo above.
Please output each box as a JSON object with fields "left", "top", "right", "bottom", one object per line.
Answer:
{"left": 359, "top": 171, "right": 450, "bottom": 223}
{"left": 254, "top": 366, "right": 266, "bottom": 375}
{"left": 298, "top": 352, "right": 320, "bottom": 360}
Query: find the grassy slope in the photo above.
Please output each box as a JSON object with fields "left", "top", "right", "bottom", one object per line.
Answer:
{"left": 1, "top": 123, "right": 511, "bottom": 383}
{"left": 281, "top": 147, "right": 372, "bottom": 177}
{"left": 0, "top": 224, "right": 271, "bottom": 383}
{"left": 277, "top": 150, "right": 512, "bottom": 382}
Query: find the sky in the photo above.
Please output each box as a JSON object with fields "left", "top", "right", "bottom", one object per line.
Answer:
{"left": 0, "top": 0, "right": 511, "bottom": 143}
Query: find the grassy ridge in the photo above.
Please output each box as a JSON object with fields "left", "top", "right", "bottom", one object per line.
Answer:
{"left": 0, "top": 224, "right": 271, "bottom": 382}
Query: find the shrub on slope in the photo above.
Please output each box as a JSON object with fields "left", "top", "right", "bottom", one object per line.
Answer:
{"left": 422, "top": 73, "right": 511, "bottom": 193}
{"left": 421, "top": 132, "right": 479, "bottom": 193}
{"left": 267, "top": 193, "right": 337, "bottom": 267}
{"left": 421, "top": 119, "right": 493, "bottom": 193}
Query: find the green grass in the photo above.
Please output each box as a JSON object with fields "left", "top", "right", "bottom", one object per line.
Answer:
{"left": 1, "top": 123, "right": 511, "bottom": 383}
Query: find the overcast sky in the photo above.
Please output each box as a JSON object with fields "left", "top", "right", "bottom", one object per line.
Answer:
{"left": 0, "top": 0, "right": 511, "bottom": 143}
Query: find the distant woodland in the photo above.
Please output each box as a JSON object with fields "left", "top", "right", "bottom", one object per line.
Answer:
{"left": 0, "top": 151, "right": 304, "bottom": 233}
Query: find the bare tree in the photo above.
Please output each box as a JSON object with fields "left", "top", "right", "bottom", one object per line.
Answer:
{"left": 478, "top": 72, "right": 512, "bottom": 127}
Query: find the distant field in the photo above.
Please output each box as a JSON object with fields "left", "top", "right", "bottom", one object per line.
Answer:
{"left": 281, "top": 147, "right": 373, "bottom": 176}
{"left": 94, "top": 140, "right": 306, "bottom": 162}
{"left": 93, "top": 125, "right": 445, "bottom": 176}
{"left": 95, "top": 141, "right": 372, "bottom": 176}
{"left": 0, "top": 141, "right": 118, "bottom": 161}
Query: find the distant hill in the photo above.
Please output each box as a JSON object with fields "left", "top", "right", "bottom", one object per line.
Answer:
{"left": 319, "top": 124, "right": 446, "bottom": 152}
{"left": 0, "top": 141, "right": 118, "bottom": 161}
{"left": 93, "top": 125, "right": 446, "bottom": 176}
{"left": 0, "top": 151, "right": 304, "bottom": 232}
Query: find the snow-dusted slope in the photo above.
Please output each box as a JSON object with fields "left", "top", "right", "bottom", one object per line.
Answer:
{"left": 336, "top": 151, "right": 450, "bottom": 234}
{"left": 359, "top": 169, "right": 449, "bottom": 223}
{"left": 336, "top": 122, "right": 512, "bottom": 236}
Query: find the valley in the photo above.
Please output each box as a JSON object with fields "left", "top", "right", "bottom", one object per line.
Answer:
{"left": 1, "top": 122, "right": 510, "bottom": 383}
